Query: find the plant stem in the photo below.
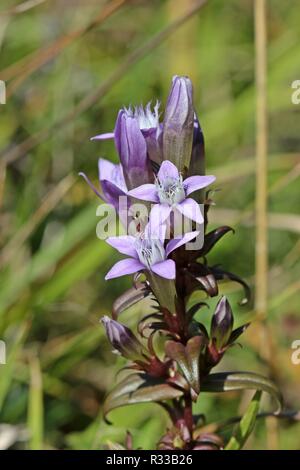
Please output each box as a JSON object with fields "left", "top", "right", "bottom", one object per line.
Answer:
{"left": 183, "top": 396, "right": 194, "bottom": 435}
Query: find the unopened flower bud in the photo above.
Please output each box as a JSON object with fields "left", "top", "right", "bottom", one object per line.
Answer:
{"left": 163, "top": 76, "right": 194, "bottom": 172}
{"left": 210, "top": 296, "right": 234, "bottom": 350}
{"left": 101, "top": 316, "right": 146, "bottom": 361}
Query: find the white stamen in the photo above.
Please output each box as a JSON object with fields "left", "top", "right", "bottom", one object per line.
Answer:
{"left": 124, "top": 101, "right": 160, "bottom": 130}
{"left": 155, "top": 175, "right": 186, "bottom": 206}
{"left": 136, "top": 239, "right": 165, "bottom": 268}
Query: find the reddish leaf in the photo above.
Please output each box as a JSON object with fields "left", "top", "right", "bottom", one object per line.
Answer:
{"left": 165, "top": 336, "right": 205, "bottom": 396}
{"left": 103, "top": 373, "right": 184, "bottom": 421}
{"left": 201, "top": 226, "right": 234, "bottom": 256}
{"left": 112, "top": 283, "right": 150, "bottom": 319}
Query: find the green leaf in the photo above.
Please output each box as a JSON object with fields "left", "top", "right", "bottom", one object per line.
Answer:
{"left": 202, "top": 371, "right": 283, "bottom": 413}
{"left": 165, "top": 336, "right": 205, "bottom": 396}
{"left": 103, "top": 373, "right": 184, "bottom": 420}
{"left": 225, "top": 391, "right": 262, "bottom": 450}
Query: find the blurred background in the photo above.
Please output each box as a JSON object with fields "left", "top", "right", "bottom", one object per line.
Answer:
{"left": 0, "top": 0, "right": 299, "bottom": 450}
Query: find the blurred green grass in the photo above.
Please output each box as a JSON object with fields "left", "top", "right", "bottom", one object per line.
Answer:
{"left": 0, "top": 0, "right": 299, "bottom": 450}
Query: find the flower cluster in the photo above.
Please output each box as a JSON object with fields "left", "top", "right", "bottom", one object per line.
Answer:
{"left": 81, "top": 76, "right": 216, "bottom": 283}
{"left": 81, "top": 76, "right": 282, "bottom": 450}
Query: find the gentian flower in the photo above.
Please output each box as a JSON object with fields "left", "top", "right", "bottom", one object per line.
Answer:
{"left": 79, "top": 158, "right": 127, "bottom": 210}
{"left": 91, "top": 104, "right": 162, "bottom": 188}
{"left": 105, "top": 225, "right": 199, "bottom": 280}
{"left": 91, "top": 101, "right": 160, "bottom": 141}
{"left": 126, "top": 102, "right": 163, "bottom": 166}
{"left": 128, "top": 160, "right": 215, "bottom": 227}
{"left": 163, "top": 76, "right": 194, "bottom": 172}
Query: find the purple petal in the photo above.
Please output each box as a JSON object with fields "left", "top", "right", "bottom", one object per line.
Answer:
{"left": 157, "top": 160, "right": 179, "bottom": 181}
{"left": 98, "top": 158, "right": 126, "bottom": 192}
{"left": 126, "top": 118, "right": 148, "bottom": 169}
{"left": 114, "top": 111, "right": 147, "bottom": 170}
{"left": 151, "top": 260, "right": 176, "bottom": 279}
{"left": 149, "top": 203, "right": 172, "bottom": 227}
{"left": 78, "top": 172, "right": 103, "bottom": 200}
{"left": 177, "top": 198, "right": 203, "bottom": 225}
{"left": 101, "top": 180, "right": 128, "bottom": 210}
{"left": 184, "top": 175, "right": 216, "bottom": 196}
{"left": 163, "top": 77, "right": 194, "bottom": 171}
{"left": 142, "top": 124, "right": 163, "bottom": 165}
{"left": 164, "top": 77, "right": 193, "bottom": 133}
{"left": 91, "top": 132, "right": 114, "bottom": 141}
{"left": 166, "top": 231, "right": 200, "bottom": 256}
{"left": 114, "top": 111, "right": 151, "bottom": 190}
{"left": 128, "top": 184, "right": 159, "bottom": 202}
{"left": 106, "top": 236, "right": 138, "bottom": 258}
{"left": 143, "top": 126, "right": 163, "bottom": 165}
{"left": 144, "top": 222, "right": 166, "bottom": 244}
{"left": 105, "top": 258, "right": 144, "bottom": 280}
{"left": 98, "top": 158, "right": 117, "bottom": 180}
{"left": 98, "top": 158, "right": 127, "bottom": 209}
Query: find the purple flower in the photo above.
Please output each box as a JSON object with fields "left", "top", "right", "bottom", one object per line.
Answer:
{"left": 79, "top": 158, "right": 127, "bottom": 210}
{"left": 126, "top": 101, "right": 163, "bottom": 164}
{"left": 91, "top": 102, "right": 160, "bottom": 141}
{"left": 101, "top": 316, "right": 147, "bottom": 361}
{"left": 105, "top": 225, "right": 199, "bottom": 281}
{"left": 92, "top": 104, "right": 161, "bottom": 188}
{"left": 123, "top": 102, "right": 160, "bottom": 135}
{"left": 124, "top": 102, "right": 163, "bottom": 165}
{"left": 163, "top": 76, "right": 194, "bottom": 172}
{"left": 128, "top": 160, "right": 215, "bottom": 227}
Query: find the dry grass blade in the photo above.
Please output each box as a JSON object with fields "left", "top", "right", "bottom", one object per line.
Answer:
{"left": 255, "top": 0, "right": 280, "bottom": 449}
{"left": 0, "top": 0, "right": 48, "bottom": 16}
{"left": 210, "top": 208, "right": 300, "bottom": 234}
{"left": 255, "top": 0, "right": 268, "bottom": 319}
{"left": 2, "top": 0, "right": 127, "bottom": 96}
{"left": 0, "top": 0, "right": 208, "bottom": 166}
{"left": 268, "top": 163, "right": 300, "bottom": 194}
{"left": 269, "top": 280, "right": 300, "bottom": 311}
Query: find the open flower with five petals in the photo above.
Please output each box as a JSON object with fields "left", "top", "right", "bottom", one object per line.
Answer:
{"left": 105, "top": 225, "right": 199, "bottom": 281}
{"left": 128, "top": 160, "right": 215, "bottom": 227}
